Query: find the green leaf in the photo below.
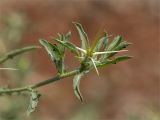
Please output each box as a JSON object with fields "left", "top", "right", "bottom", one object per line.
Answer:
{"left": 39, "top": 39, "right": 63, "bottom": 73}
{"left": 101, "top": 32, "right": 109, "bottom": 51}
{"left": 93, "top": 33, "right": 108, "bottom": 60}
{"left": 73, "top": 73, "right": 84, "bottom": 102}
{"left": 106, "top": 41, "right": 131, "bottom": 58}
{"left": 97, "top": 56, "right": 132, "bottom": 67}
{"left": 55, "top": 31, "right": 71, "bottom": 55}
{"left": 54, "top": 39, "right": 79, "bottom": 56}
{"left": 57, "top": 34, "right": 66, "bottom": 55}
{"left": 102, "top": 35, "right": 123, "bottom": 60}
{"left": 114, "top": 41, "right": 131, "bottom": 51}
{"left": 107, "top": 35, "right": 122, "bottom": 51}
{"left": 27, "top": 89, "right": 41, "bottom": 115}
{"left": 73, "top": 22, "right": 89, "bottom": 50}
{"left": 114, "top": 56, "right": 132, "bottom": 63}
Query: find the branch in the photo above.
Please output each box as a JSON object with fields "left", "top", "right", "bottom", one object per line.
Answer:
{"left": 0, "top": 69, "right": 79, "bottom": 95}
{"left": 0, "top": 46, "right": 40, "bottom": 64}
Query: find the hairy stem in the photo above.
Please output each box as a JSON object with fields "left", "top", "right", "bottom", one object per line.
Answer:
{"left": 0, "top": 69, "right": 79, "bottom": 95}
{"left": 0, "top": 46, "right": 40, "bottom": 64}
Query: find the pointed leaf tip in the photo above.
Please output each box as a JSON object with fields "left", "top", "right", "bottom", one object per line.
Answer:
{"left": 39, "top": 39, "right": 63, "bottom": 73}
{"left": 54, "top": 39, "right": 79, "bottom": 56}
{"left": 73, "top": 22, "right": 89, "bottom": 50}
{"left": 73, "top": 73, "right": 84, "bottom": 102}
{"left": 107, "top": 35, "right": 122, "bottom": 51}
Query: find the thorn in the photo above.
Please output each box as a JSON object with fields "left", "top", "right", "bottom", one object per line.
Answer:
{"left": 93, "top": 50, "right": 128, "bottom": 55}
{"left": 0, "top": 68, "right": 19, "bottom": 71}
{"left": 90, "top": 58, "right": 99, "bottom": 76}
{"left": 76, "top": 47, "right": 86, "bottom": 54}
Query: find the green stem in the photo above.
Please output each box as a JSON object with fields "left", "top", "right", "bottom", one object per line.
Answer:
{"left": 0, "top": 46, "right": 40, "bottom": 64}
{"left": 0, "top": 69, "right": 79, "bottom": 95}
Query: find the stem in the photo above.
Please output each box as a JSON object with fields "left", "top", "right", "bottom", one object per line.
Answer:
{"left": 0, "top": 69, "right": 79, "bottom": 95}
{"left": 32, "top": 69, "right": 79, "bottom": 89}
{"left": 0, "top": 46, "right": 40, "bottom": 64}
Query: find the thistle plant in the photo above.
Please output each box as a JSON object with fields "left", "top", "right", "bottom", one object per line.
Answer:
{"left": 0, "top": 22, "right": 132, "bottom": 115}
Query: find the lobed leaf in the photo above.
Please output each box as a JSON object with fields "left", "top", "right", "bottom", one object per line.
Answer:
{"left": 73, "top": 22, "right": 89, "bottom": 50}
{"left": 73, "top": 72, "right": 84, "bottom": 102}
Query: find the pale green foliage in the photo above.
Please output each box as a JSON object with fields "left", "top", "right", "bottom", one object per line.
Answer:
{"left": 73, "top": 22, "right": 89, "bottom": 49}
{"left": 39, "top": 39, "right": 63, "bottom": 73}
{"left": 73, "top": 73, "right": 84, "bottom": 102}
{"left": 0, "top": 22, "right": 132, "bottom": 115}
{"left": 40, "top": 22, "right": 132, "bottom": 102}
{"left": 54, "top": 38, "right": 79, "bottom": 56}
{"left": 27, "top": 89, "right": 41, "bottom": 115}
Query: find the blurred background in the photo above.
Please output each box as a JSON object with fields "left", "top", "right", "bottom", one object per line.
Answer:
{"left": 0, "top": 0, "right": 159, "bottom": 120}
